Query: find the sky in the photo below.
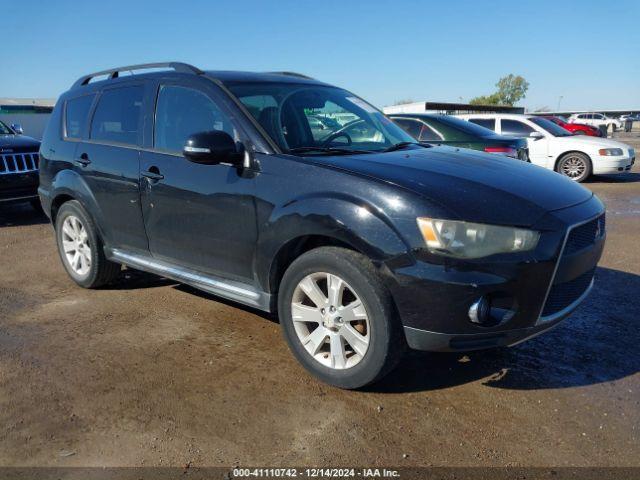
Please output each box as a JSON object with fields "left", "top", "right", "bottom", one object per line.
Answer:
{"left": 3, "top": 0, "right": 639, "bottom": 111}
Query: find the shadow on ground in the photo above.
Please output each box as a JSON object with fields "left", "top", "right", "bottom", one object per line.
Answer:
{"left": 0, "top": 202, "right": 48, "bottom": 227}
{"left": 111, "top": 263, "right": 640, "bottom": 394}
{"left": 371, "top": 266, "right": 640, "bottom": 393}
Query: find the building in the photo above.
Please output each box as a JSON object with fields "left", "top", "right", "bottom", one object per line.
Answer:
{"left": 383, "top": 101, "right": 524, "bottom": 115}
{"left": 0, "top": 98, "right": 56, "bottom": 140}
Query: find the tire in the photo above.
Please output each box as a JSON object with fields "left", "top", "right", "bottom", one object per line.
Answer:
{"left": 277, "top": 246, "right": 405, "bottom": 389}
{"left": 572, "top": 130, "right": 586, "bottom": 135}
{"left": 556, "top": 152, "right": 592, "bottom": 183}
{"left": 54, "top": 200, "right": 121, "bottom": 288}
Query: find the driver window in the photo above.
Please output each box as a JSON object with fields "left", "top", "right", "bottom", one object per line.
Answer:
{"left": 154, "top": 85, "right": 234, "bottom": 153}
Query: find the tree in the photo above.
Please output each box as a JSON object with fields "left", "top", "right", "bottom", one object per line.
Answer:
{"left": 469, "top": 74, "right": 529, "bottom": 106}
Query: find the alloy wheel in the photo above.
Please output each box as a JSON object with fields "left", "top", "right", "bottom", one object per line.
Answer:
{"left": 61, "top": 215, "right": 92, "bottom": 276}
{"left": 291, "top": 272, "right": 370, "bottom": 370}
{"left": 560, "top": 155, "right": 587, "bottom": 180}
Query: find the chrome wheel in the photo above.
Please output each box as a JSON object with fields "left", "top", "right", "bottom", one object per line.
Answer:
{"left": 61, "top": 215, "right": 92, "bottom": 276}
{"left": 291, "top": 272, "right": 370, "bottom": 370}
{"left": 560, "top": 155, "right": 587, "bottom": 180}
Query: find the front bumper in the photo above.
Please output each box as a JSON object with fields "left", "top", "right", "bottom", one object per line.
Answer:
{"left": 0, "top": 172, "right": 39, "bottom": 203}
{"left": 385, "top": 196, "right": 605, "bottom": 352}
{"left": 592, "top": 154, "right": 635, "bottom": 174}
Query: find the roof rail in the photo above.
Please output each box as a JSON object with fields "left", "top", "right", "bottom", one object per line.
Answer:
{"left": 71, "top": 62, "right": 203, "bottom": 89}
{"left": 267, "top": 71, "right": 314, "bottom": 80}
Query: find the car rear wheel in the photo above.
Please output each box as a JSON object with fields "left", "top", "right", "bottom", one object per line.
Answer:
{"left": 556, "top": 152, "right": 591, "bottom": 182}
{"left": 277, "top": 247, "right": 405, "bottom": 389}
{"left": 573, "top": 130, "right": 586, "bottom": 135}
{"left": 55, "top": 200, "right": 121, "bottom": 288}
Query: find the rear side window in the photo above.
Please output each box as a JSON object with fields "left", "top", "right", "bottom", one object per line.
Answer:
{"left": 64, "top": 95, "right": 95, "bottom": 139}
{"left": 501, "top": 119, "right": 534, "bottom": 137}
{"left": 90, "top": 86, "right": 144, "bottom": 146}
{"left": 154, "top": 85, "right": 234, "bottom": 153}
{"left": 468, "top": 118, "right": 495, "bottom": 131}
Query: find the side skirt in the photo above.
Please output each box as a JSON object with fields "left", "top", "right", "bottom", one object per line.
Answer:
{"left": 107, "top": 248, "right": 272, "bottom": 312}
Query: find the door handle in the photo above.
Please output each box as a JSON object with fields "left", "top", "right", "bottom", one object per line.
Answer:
{"left": 141, "top": 167, "right": 164, "bottom": 181}
{"left": 75, "top": 152, "right": 91, "bottom": 166}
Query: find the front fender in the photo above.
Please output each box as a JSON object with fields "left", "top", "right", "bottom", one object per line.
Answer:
{"left": 255, "top": 192, "right": 412, "bottom": 291}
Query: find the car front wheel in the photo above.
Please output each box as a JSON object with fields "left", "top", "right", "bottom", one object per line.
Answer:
{"left": 556, "top": 152, "right": 592, "bottom": 182}
{"left": 278, "top": 247, "right": 404, "bottom": 389}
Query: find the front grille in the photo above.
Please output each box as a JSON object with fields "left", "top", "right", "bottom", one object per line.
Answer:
{"left": 0, "top": 152, "right": 40, "bottom": 175}
{"left": 541, "top": 268, "right": 595, "bottom": 317}
{"left": 564, "top": 214, "right": 605, "bottom": 255}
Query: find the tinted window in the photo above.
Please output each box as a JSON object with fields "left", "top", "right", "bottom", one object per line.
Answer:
{"left": 393, "top": 118, "right": 422, "bottom": 138}
{"left": 429, "top": 115, "right": 496, "bottom": 137}
{"left": 468, "top": 118, "right": 496, "bottom": 131}
{"left": 65, "top": 95, "right": 95, "bottom": 139}
{"left": 90, "top": 86, "right": 143, "bottom": 146}
{"left": 418, "top": 124, "right": 442, "bottom": 142}
{"left": 501, "top": 119, "right": 534, "bottom": 137}
{"left": 154, "top": 85, "right": 234, "bottom": 153}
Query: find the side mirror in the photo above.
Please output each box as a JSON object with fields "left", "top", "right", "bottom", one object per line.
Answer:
{"left": 183, "top": 131, "right": 243, "bottom": 166}
{"left": 529, "top": 131, "right": 544, "bottom": 140}
{"left": 11, "top": 124, "right": 23, "bottom": 134}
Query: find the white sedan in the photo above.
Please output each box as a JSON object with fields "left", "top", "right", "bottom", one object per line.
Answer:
{"left": 456, "top": 113, "right": 635, "bottom": 182}
{"left": 568, "top": 112, "right": 623, "bottom": 131}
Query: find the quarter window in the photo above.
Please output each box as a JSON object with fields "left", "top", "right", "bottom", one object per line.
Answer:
{"left": 418, "top": 124, "right": 442, "bottom": 142}
{"left": 65, "top": 95, "right": 95, "bottom": 139}
{"left": 501, "top": 119, "right": 534, "bottom": 137}
{"left": 393, "top": 118, "right": 422, "bottom": 138}
{"left": 468, "top": 118, "right": 496, "bottom": 131}
{"left": 154, "top": 85, "right": 234, "bottom": 153}
{"left": 90, "top": 86, "right": 144, "bottom": 146}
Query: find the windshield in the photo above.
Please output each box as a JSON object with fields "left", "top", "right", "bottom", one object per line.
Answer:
{"left": 429, "top": 115, "right": 498, "bottom": 137}
{"left": 227, "top": 83, "right": 415, "bottom": 154}
{"left": 529, "top": 117, "right": 572, "bottom": 137}
{"left": 0, "top": 121, "right": 13, "bottom": 135}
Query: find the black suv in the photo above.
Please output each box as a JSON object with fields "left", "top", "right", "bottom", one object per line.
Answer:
{"left": 1, "top": 120, "right": 41, "bottom": 209}
{"left": 39, "top": 63, "right": 605, "bottom": 389}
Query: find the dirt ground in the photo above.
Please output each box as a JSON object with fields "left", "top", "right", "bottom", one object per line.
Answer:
{"left": 1, "top": 132, "right": 639, "bottom": 469}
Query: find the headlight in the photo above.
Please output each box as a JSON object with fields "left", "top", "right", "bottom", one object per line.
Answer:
{"left": 417, "top": 217, "right": 540, "bottom": 259}
{"left": 598, "top": 148, "right": 623, "bottom": 156}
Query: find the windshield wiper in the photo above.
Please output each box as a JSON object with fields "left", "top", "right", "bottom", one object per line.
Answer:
{"left": 288, "top": 146, "right": 373, "bottom": 155}
{"left": 382, "top": 142, "right": 432, "bottom": 152}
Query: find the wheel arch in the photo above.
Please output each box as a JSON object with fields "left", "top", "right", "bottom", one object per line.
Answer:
{"left": 554, "top": 150, "right": 592, "bottom": 172}
{"left": 257, "top": 194, "right": 411, "bottom": 296}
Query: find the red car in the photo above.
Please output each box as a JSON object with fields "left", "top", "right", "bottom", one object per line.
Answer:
{"left": 542, "top": 115, "right": 601, "bottom": 137}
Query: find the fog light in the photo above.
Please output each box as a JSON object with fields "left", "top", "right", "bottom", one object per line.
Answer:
{"left": 468, "top": 297, "right": 490, "bottom": 324}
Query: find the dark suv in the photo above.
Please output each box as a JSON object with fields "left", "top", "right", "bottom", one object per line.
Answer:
{"left": 1, "top": 120, "right": 41, "bottom": 209}
{"left": 39, "top": 63, "right": 605, "bottom": 389}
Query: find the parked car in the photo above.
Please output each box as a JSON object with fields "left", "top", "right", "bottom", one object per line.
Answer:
{"left": 568, "top": 113, "right": 623, "bottom": 131}
{"left": 541, "top": 115, "right": 601, "bottom": 137}
{"left": 40, "top": 63, "right": 605, "bottom": 389}
{"left": 0, "top": 120, "right": 41, "bottom": 210}
{"left": 389, "top": 114, "right": 529, "bottom": 160}
{"left": 458, "top": 114, "right": 635, "bottom": 182}
{"left": 619, "top": 114, "right": 639, "bottom": 122}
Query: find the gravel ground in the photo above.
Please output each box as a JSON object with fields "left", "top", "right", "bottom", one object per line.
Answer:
{"left": 0, "top": 132, "right": 638, "bottom": 468}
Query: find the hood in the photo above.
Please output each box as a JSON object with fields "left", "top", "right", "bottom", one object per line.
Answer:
{"left": 0, "top": 134, "right": 41, "bottom": 153}
{"left": 310, "top": 146, "right": 593, "bottom": 227}
{"left": 557, "top": 135, "right": 631, "bottom": 149}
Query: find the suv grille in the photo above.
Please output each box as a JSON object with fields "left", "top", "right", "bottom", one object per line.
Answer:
{"left": 0, "top": 152, "right": 40, "bottom": 175}
{"left": 564, "top": 214, "right": 605, "bottom": 255}
{"left": 541, "top": 268, "right": 595, "bottom": 317}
